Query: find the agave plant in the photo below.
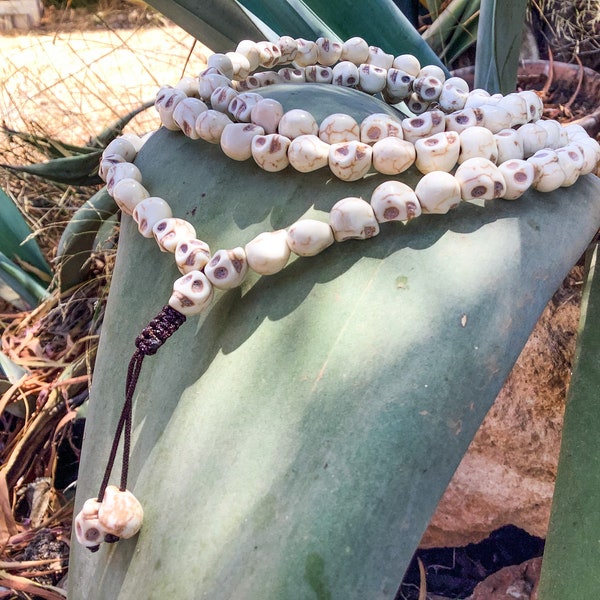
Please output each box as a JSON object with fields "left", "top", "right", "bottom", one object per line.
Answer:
{"left": 67, "top": 1, "right": 600, "bottom": 598}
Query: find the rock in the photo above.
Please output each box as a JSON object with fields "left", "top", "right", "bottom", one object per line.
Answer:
{"left": 469, "top": 557, "right": 542, "bottom": 600}
{"left": 420, "top": 266, "right": 583, "bottom": 548}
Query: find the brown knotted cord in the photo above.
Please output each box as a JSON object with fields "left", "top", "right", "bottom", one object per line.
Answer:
{"left": 97, "top": 305, "right": 186, "bottom": 503}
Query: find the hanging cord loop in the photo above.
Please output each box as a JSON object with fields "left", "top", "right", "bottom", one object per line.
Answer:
{"left": 97, "top": 305, "right": 186, "bottom": 502}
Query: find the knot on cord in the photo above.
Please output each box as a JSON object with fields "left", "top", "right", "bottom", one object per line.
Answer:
{"left": 134, "top": 305, "right": 186, "bottom": 356}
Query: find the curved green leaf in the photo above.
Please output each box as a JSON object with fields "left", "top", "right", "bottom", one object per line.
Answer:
{"left": 537, "top": 244, "right": 600, "bottom": 598}
{"left": 0, "top": 251, "right": 50, "bottom": 308}
{"left": 68, "top": 85, "right": 600, "bottom": 599}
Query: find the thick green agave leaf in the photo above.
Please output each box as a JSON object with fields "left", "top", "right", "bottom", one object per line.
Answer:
{"left": 537, "top": 245, "right": 600, "bottom": 598}
{"left": 69, "top": 86, "right": 600, "bottom": 599}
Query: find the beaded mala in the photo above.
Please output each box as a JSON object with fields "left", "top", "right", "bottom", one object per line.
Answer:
{"left": 74, "top": 34, "right": 600, "bottom": 551}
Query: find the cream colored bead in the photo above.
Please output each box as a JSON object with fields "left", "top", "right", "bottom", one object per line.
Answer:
{"left": 102, "top": 137, "right": 138, "bottom": 162}
{"left": 555, "top": 145, "right": 584, "bottom": 186}
{"left": 253, "top": 71, "right": 283, "bottom": 87}
{"left": 155, "top": 87, "right": 187, "bottom": 130}
{"left": 445, "top": 108, "right": 483, "bottom": 134}
{"left": 370, "top": 180, "right": 421, "bottom": 222}
{"left": 97, "top": 486, "right": 143, "bottom": 540}
{"left": 573, "top": 138, "right": 600, "bottom": 174}
{"left": 288, "top": 134, "right": 330, "bottom": 172}
{"left": 210, "top": 86, "right": 238, "bottom": 113}
{"left": 497, "top": 159, "right": 535, "bottom": 199}
{"left": 564, "top": 123, "right": 590, "bottom": 143}
{"left": 316, "top": 37, "right": 343, "bottom": 66}
{"left": 332, "top": 61, "right": 360, "bottom": 87}
{"left": 384, "top": 68, "right": 414, "bottom": 102}
{"left": 517, "top": 122, "right": 548, "bottom": 157}
{"left": 438, "top": 82, "right": 468, "bottom": 112}
{"left": 245, "top": 229, "right": 291, "bottom": 275}
{"left": 360, "top": 113, "right": 403, "bottom": 144}
{"left": 279, "top": 67, "right": 306, "bottom": 83}
{"left": 401, "top": 110, "right": 445, "bottom": 144}
{"left": 458, "top": 126, "right": 498, "bottom": 164}
{"left": 497, "top": 93, "right": 528, "bottom": 126}
{"left": 477, "top": 104, "right": 512, "bottom": 134}
{"left": 198, "top": 72, "right": 231, "bottom": 102}
{"left": 494, "top": 129, "right": 524, "bottom": 164}
{"left": 169, "top": 270, "right": 214, "bottom": 315}
{"left": 229, "top": 92, "right": 262, "bottom": 122}
{"left": 294, "top": 39, "right": 318, "bottom": 67}
{"left": 236, "top": 40, "right": 260, "bottom": 72}
{"left": 366, "top": 46, "right": 393, "bottom": 69}
{"left": 99, "top": 154, "right": 126, "bottom": 182}
{"left": 234, "top": 76, "right": 261, "bottom": 92}
{"left": 175, "top": 238, "right": 211, "bottom": 274}
{"left": 112, "top": 178, "right": 149, "bottom": 215}
{"left": 405, "top": 93, "right": 430, "bottom": 115}
{"left": 286, "top": 219, "right": 334, "bottom": 256}
{"left": 207, "top": 53, "right": 234, "bottom": 79}
{"left": 413, "top": 75, "right": 443, "bottom": 102}
{"left": 278, "top": 109, "right": 318, "bottom": 139}
{"left": 251, "top": 98, "right": 284, "bottom": 134}
{"left": 252, "top": 134, "right": 291, "bottom": 172}
{"left": 528, "top": 149, "right": 566, "bottom": 192}
{"left": 256, "top": 41, "right": 282, "bottom": 68}
{"left": 305, "top": 65, "right": 333, "bottom": 84}
{"left": 329, "top": 197, "right": 380, "bottom": 241}
{"left": 372, "top": 138, "right": 416, "bottom": 175}
{"left": 74, "top": 498, "right": 107, "bottom": 547}
{"left": 175, "top": 76, "right": 199, "bottom": 97}
{"left": 220, "top": 123, "right": 265, "bottom": 161}
{"left": 358, "top": 64, "right": 387, "bottom": 94}
{"left": 455, "top": 157, "right": 506, "bottom": 200}
{"left": 328, "top": 140, "right": 373, "bottom": 181}
{"left": 341, "top": 37, "right": 369, "bottom": 65}
{"left": 173, "top": 97, "right": 208, "bottom": 139}
{"left": 204, "top": 247, "right": 248, "bottom": 289}
{"left": 444, "top": 76, "right": 469, "bottom": 93}
{"left": 106, "top": 162, "right": 142, "bottom": 196}
{"left": 277, "top": 36, "right": 298, "bottom": 63}
{"left": 153, "top": 217, "right": 196, "bottom": 253}
{"left": 464, "top": 88, "right": 492, "bottom": 109}
{"left": 195, "top": 110, "right": 233, "bottom": 144}
{"left": 536, "top": 119, "right": 566, "bottom": 149}
{"left": 415, "top": 131, "right": 460, "bottom": 174}
{"left": 417, "top": 65, "right": 446, "bottom": 82}
{"left": 319, "top": 113, "right": 360, "bottom": 144}
{"left": 519, "top": 90, "right": 544, "bottom": 121}
{"left": 415, "top": 171, "right": 462, "bottom": 214}
{"left": 133, "top": 197, "right": 173, "bottom": 238}
{"left": 225, "top": 51, "right": 251, "bottom": 80}
{"left": 392, "top": 54, "right": 420, "bottom": 76}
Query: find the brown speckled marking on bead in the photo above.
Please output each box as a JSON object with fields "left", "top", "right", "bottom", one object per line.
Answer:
{"left": 231, "top": 258, "right": 243, "bottom": 273}
{"left": 367, "top": 126, "right": 380, "bottom": 140}
{"left": 431, "top": 113, "right": 442, "bottom": 126}
{"left": 364, "top": 226, "right": 377, "bottom": 238}
{"left": 356, "top": 148, "right": 366, "bottom": 160}
{"left": 336, "top": 145, "right": 350, "bottom": 156}
{"left": 407, "top": 202, "right": 419, "bottom": 219}
{"left": 515, "top": 172, "right": 528, "bottom": 183}
{"left": 456, "top": 115, "right": 469, "bottom": 125}
{"left": 425, "top": 138, "right": 438, "bottom": 147}
{"left": 494, "top": 181, "right": 505, "bottom": 196}
{"left": 270, "top": 138, "right": 282, "bottom": 152}
{"left": 191, "top": 278, "right": 204, "bottom": 292}
{"left": 255, "top": 137, "right": 267, "bottom": 147}
{"left": 384, "top": 207, "right": 400, "bottom": 220}
{"left": 472, "top": 185, "right": 487, "bottom": 197}
{"left": 214, "top": 267, "right": 228, "bottom": 279}
{"left": 85, "top": 527, "right": 101, "bottom": 541}
{"left": 569, "top": 150, "right": 579, "bottom": 160}
{"left": 156, "top": 221, "right": 167, "bottom": 232}
{"left": 411, "top": 118, "right": 424, "bottom": 128}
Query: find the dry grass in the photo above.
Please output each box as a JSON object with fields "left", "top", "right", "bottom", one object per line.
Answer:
{"left": 0, "top": 3, "right": 211, "bottom": 593}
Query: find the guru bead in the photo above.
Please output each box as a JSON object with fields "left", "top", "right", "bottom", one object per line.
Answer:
{"left": 169, "top": 270, "right": 214, "bottom": 315}
{"left": 97, "top": 486, "right": 144, "bottom": 540}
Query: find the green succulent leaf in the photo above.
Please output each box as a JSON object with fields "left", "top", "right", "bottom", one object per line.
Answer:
{"left": 537, "top": 244, "right": 600, "bottom": 598}
{"left": 0, "top": 251, "right": 50, "bottom": 309}
{"left": 68, "top": 85, "right": 600, "bottom": 599}
{"left": 92, "top": 101, "right": 155, "bottom": 148}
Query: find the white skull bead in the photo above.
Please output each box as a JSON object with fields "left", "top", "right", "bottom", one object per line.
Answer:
{"left": 155, "top": 87, "right": 187, "bottom": 130}
{"left": 366, "top": 46, "right": 393, "bottom": 69}
{"left": 497, "top": 93, "right": 528, "bottom": 127}
{"left": 494, "top": 129, "right": 525, "bottom": 164}
{"left": 438, "top": 81, "right": 469, "bottom": 113}
{"left": 251, "top": 99, "right": 284, "bottom": 134}
{"left": 358, "top": 64, "right": 387, "bottom": 94}
{"left": 198, "top": 72, "right": 232, "bottom": 101}
{"left": 204, "top": 247, "right": 249, "bottom": 290}
{"left": 279, "top": 67, "right": 306, "bottom": 84}
{"left": 210, "top": 86, "right": 239, "bottom": 114}
{"left": 288, "top": 135, "right": 330, "bottom": 172}
{"left": 251, "top": 134, "right": 291, "bottom": 172}
{"left": 305, "top": 65, "right": 334, "bottom": 84}
{"left": 445, "top": 108, "right": 483, "bottom": 134}
{"left": 220, "top": 123, "right": 265, "bottom": 161}
{"left": 415, "top": 131, "right": 460, "bottom": 174}
{"left": 370, "top": 180, "right": 421, "bottom": 222}
{"left": 519, "top": 90, "right": 544, "bottom": 121}
{"left": 392, "top": 54, "right": 421, "bottom": 76}
{"left": 405, "top": 93, "right": 430, "bottom": 115}
{"left": 175, "top": 76, "right": 199, "bottom": 97}
{"left": 195, "top": 110, "right": 233, "bottom": 144}
{"left": 207, "top": 53, "right": 234, "bottom": 79}
{"left": 97, "top": 485, "right": 144, "bottom": 540}
{"left": 172, "top": 97, "right": 208, "bottom": 139}
{"left": 277, "top": 36, "right": 298, "bottom": 63}
{"left": 555, "top": 145, "right": 585, "bottom": 186}
{"left": 253, "top": 71, "right": 283, "bottom": 87}
{"left": 341, "top": 37, "right": 370, "bottom": 65}
{"left": 236, "top": 40, "right": 261, "bottom": 71}
{"left": 99, "top": 154, "right": 126, "bottom": 182}
{"left": 384, "top": 68, "right": 414, "bottom": 102}
{"left": 229, "top": 92, "right": 263, "bottom": 122}
{"left": 102, "top": 137, "right": 138, "bottom": 163}
{"left": 294, "top": 39, "right": 319, "bottom": 67}
{"left": 278, "top": 109, "right": 319, "bottom": 139}
{"left": 401, "top": 110, "right": 445, "bottom": 144}
{"left": 372, "top": 138, "right": 416, "bottom": 175}
{"left": 418, "top": 65, "right": 446, "bottom": 82}
{"left": 153, "top": 218, "right": 197, "bottom": 253}
{"left": 454, "top": 157, "right": 506, "bottom": 200}
{"left": 477, "top": 104, "right": 513, "bottom": 134}
{"left": 286, "top": 219, "right": 334, "bottom": 256}
{"left": 458, "top": 126, "right": 498, "bottom": 164}
{"left": 517, "top": 122, "right": 548, "bottom": 157}
{"left": 245, "top": 230, "right": 291, "bottom": 275}
{"left": 413, "top": 75, "right": 444, "bottom": 102}
{"left": 133, "top": 197, "right": 173, "bottom": 238}
{"left": 225, "top": 51, "right": 251, "bottom": 80}
{"left": 256, "top": 41, "right": 282, "bottom": 68}
{"left": 328, "top": 141, "right": 373, "bottom": 181}
{"left": 235, "top": 76, "right": 261, "bottom": 92}
{"left": 106, "top": 162, "right": 142, "bottom": 196}
{"left": 169, "top": 270, "right": 214, "bottom": 315}
{"left": 332, "top": 61, "right": 360, "bottom": 88}
{"left": 112, "top": 178, "right": 149, "bottom": 215}
{"left": 329, "top": 197, "right": 379, "bottom": 242}
{"left": 175, "top": 238, "right": 211, "bottom": 274}
{"left": 415, "top": 171, "right": 462, "bottom": 214}
{"left": 528, "top": 149, "right": 566, "bottom": 192}
{"left": 319, "top": 113, "right": 360, "bottom": 144}
{"left": 74, "top": 498, "right": 107, "bottom": 548}
{"left": 536, "top": 119, "right": 568, "bottom": 149}
{"left": 497, "top": 159, "right": 535, "bottom": 200}
{"left": 572, "top": 138, "right": 600, "bottom": 175}
{"left": 360, "top": 113, "right": 403, "bottom": 144}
